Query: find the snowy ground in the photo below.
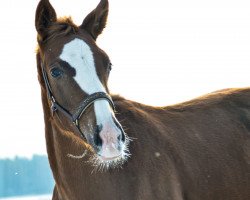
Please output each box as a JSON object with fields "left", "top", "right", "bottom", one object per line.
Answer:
{"left": 0, "top": 195, "right": 51, "bottom": 200}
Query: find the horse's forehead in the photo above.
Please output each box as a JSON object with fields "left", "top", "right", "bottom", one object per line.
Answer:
{"left": 59, "top": 38, "right": 89, "bottom": 59}
{"left": 45, "top": 33, "right": 94, "bottom": 58}
{"left": 59, "top": 38, "right": 106, "bottom": 94}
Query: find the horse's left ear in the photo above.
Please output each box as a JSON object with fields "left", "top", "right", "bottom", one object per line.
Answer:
{"left": 35, "top": 0, "right": 57, "bottom": 41}
{"left": 80, "top": 0, "right": 109, "bottom": 40}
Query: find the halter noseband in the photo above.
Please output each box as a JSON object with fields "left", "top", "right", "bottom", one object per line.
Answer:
{"left": 41, "top": 61, "right": 115, "bottom": 139}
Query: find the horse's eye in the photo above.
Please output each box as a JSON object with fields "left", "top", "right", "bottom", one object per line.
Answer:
{"left": 50, "top": 67, "right": 63, "bottom": 78}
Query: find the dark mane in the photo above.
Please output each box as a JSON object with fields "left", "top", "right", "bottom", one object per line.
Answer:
{"left": 38, "top": 17, "right": 78, "bottom": 46}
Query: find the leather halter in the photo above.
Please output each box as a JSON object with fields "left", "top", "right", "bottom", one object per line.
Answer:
{"left": 40, "top": 61, "right": 115, "bottom": 139}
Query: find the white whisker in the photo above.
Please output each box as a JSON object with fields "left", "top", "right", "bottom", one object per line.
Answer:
{"left": 67, "top": 150, "right": 88, "bottom": 159}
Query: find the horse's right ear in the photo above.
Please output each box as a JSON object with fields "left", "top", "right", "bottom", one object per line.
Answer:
{"left": 80, "top": 0, "right": 109, "bottom": 40}
{"left": 35, "top": 0, "right": 57, "bottom": 40}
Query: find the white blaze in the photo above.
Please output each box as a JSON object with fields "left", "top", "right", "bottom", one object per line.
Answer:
{"left": 59, "top": 38, "right": 113, "bottom": 126}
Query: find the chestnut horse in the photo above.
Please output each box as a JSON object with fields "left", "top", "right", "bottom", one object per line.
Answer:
{"left": 35, "top": 0, "right": 250, "bottom": 199}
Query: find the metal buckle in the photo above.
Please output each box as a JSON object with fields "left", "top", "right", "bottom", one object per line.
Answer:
{"left": 73, "top": 119, "right": 79, "bottom": 126}
{"left": 50, "top": 97, "right": 57, "bottom": 116}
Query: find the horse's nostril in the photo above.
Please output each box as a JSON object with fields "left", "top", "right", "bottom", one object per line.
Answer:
{"left": 94, "top": 132, "right": 102, "bottom": 147}
{"left": 118, "top": 132, "right": 125, "bottom": 142}
{"left": 121, "top": 131, "right": 125, "bottom": 142}
{"left": 117, "top": 135, "right": 121, "bottom": 141}
{"left": 94, "top": 125, "right": 103, "bottom": 147}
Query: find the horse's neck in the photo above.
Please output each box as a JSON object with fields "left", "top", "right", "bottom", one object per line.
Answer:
{"left": 40, "top": 94, "right": 91, "bottom": 199}
{"left": 46, "top": 122, "right": 94, "bottom": 198}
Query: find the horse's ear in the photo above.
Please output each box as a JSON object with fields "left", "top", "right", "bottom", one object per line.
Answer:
{"left": 80, "top": 0, "right": 109, "bottom": 40}
{"left": 35, "top": 0, "right": 57, "bottom": 40}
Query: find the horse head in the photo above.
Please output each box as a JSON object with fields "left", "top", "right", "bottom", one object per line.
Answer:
{"left": 35, "top": 0, "right": 129, "bottom": 168}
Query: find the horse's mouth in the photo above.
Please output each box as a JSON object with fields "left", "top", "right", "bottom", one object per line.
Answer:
{"left": 98, "top": 154, "right": 122, "bottom": 162}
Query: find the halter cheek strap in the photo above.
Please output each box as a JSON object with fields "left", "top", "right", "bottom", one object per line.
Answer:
{"left": 40, "top": 62, "right": 115, "bottom": 139}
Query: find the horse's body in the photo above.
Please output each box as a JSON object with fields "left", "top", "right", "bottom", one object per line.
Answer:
{"left": 35, "top": 0, "right": 250, "bottom": 199}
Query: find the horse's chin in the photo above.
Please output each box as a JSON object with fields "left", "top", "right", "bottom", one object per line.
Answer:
{"left": 89, "top": 151, "right": 129, "bottom": 171}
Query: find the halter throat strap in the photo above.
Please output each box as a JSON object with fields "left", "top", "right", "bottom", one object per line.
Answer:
{"left": 40, "top": 61, "right": 115, "bottom": 138}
